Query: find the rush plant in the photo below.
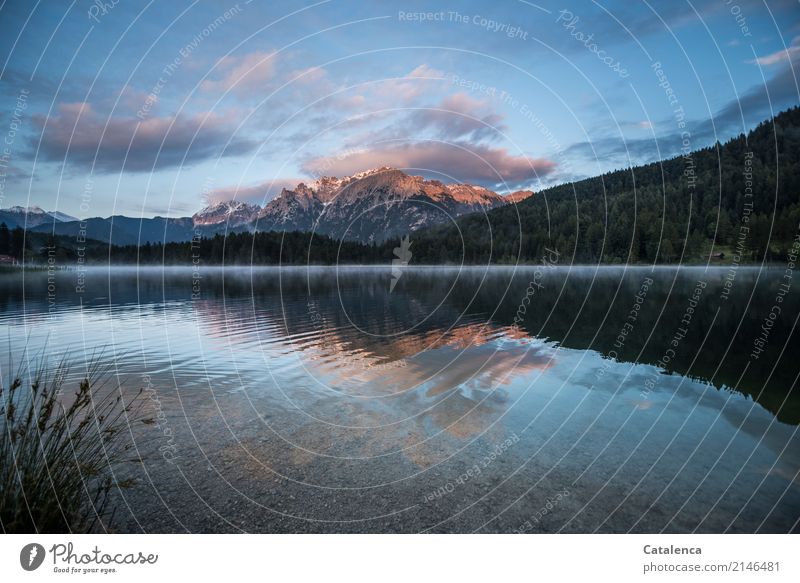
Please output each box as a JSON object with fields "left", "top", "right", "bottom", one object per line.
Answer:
{"left": 0, "top": 356, "right": 142, "bottom": 533}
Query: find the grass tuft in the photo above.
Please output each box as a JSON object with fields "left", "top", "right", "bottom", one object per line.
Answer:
{"left": 0, "top": 355, "right": 143, "bottom": 533}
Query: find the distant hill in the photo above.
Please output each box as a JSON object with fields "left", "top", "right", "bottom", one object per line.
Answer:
{"left": 30, "top": 215, "right": 199, "bottom": 246}
{"left": 0, "top": 206, "right": 77, "bottom": 229}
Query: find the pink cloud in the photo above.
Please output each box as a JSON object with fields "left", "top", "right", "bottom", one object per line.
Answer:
{"left": 407, "top": 64, "right": 444, "bottom": 79}
{"left": 373, "top": 64, "right": 446, "bottom": 103}
{"left": 410, "top": 92, "right": 506, "bottom": 140}
{"left": 207, "top": 178, "right": 300, "bottom": 204}
{"left": 330, "top": 91, "right": 508, "bottom": 153}
{"left": 750, "top": 37, "right": 800, "bottom": 65}
{"left": 287, "top": 66, "right": 328, "bottom": 85}
{"left": 302, "top": 141, "right": 555, "bottom": 186}
{"left": 201, "top": 51, "right": 278, "bottom": 94}
{"left": 35, "top": 102, "right": 254, "bottom": 172}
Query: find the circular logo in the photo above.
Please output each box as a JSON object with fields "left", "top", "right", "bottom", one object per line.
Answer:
{"left": 20, "top": 543, "right": 46, "bottom": 571}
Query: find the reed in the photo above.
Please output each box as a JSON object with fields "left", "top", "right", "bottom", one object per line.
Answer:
{"left": 0, "top": 356, "right": 142, "bottom": 533}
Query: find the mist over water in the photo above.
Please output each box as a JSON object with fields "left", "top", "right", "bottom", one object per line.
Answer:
{"left": 1, "top": 265, "right": 798, "bottom": 532}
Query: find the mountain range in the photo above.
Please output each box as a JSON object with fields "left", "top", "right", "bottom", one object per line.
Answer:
{"left": 2, "top": 167, "right": 532, "bottom": 245}
{"left": 0, "top": 206, "right": 78, "bottom": 229}
{"left": 8, "top": 107, "right": 799, "bottom": 267}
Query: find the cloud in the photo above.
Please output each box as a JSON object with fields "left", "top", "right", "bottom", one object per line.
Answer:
{"left": 302, "top": 141, "right": 555, "bottom": 186}
{"left": 750, "top": 37, "right": 800, "bottom": 66}
{"left": 287, "top": 65, "right": 328, "bottom": 86}
{"left": 138, "top": 202, "right": 197, "bottom": 216}
{"left": 409, "top": 93, "right": 507, "bottom": 141}
{"left": 544, "top": 0, "right": 723, "bottom": 57}
{"left": 699, "top": 41, "right": 800, "bottom": 137}
{"left": 201, "top": 51, "right": 278, "bottom": 95}
{"left": 34, "top": 102, "right": 255, "bottom": 173}
{"left": 407, "top": 64, "right": 444, "bottom": 79}
{"left": 563, "top": 42, "right": 800, "bottom": 169}
{"left": 115, "top": 86, "right": 159, "bottom": 115}
{"left": 373, "top": 64, "right": 446, "bottom": 103}
{"left": 0, "top": 161, "right": 29, "bottom": 182}
{"left": 207, "top": 178, "right": 300, "bottom": 204}
{"left": 331, "top": 91, "right": 508, "bottom": 155}
{"left": 247, "top": 63, "right": 464, "bottom": 154}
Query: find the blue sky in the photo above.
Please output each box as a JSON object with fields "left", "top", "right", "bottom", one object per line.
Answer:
{"left": 0, "top": 0, "right": 798, "bottom": 218}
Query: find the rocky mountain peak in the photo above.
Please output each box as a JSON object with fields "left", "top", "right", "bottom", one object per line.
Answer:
{"left": 191, "top": 167, "right": 534, "bottom": 242}
{"left": 192, "top": 200, "right": 260, "bottom": 227}
{"left": 7, "top": 205, "right": 46, "bottom": 214}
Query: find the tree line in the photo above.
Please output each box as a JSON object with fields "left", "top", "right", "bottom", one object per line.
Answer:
{"left": 408, "top": 106, "right": 800, "bottom": 264}
{"left": 105, "top": 231, "right": 393, "bottom": 265}
{"left": 0, "top": 223, "right": 25, "bottom": 259}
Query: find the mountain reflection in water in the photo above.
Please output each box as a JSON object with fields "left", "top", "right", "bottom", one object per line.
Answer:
{"left": 0, "top": 266, "right": 797, "bottom": 533}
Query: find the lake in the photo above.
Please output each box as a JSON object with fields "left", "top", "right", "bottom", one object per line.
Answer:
{"left": 1, "top": 265, "right": 798, "bottom": 533}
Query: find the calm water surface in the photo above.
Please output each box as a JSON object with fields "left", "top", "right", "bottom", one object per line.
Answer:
{"left": 1, "top": 265, "right": 798, "bottom": 532}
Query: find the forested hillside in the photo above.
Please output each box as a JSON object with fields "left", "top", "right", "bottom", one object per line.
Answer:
{"left": 409, "top": 107, "right": 800, "bottom": 264}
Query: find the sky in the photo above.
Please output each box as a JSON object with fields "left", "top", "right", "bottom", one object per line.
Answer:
{"left": 0, "top": 0, "right": 798, "bottom": 218}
